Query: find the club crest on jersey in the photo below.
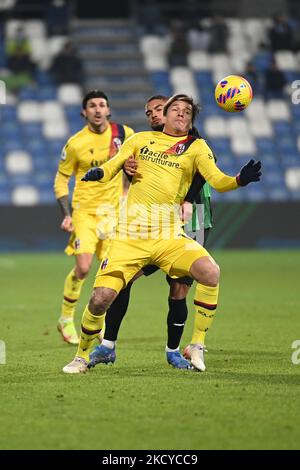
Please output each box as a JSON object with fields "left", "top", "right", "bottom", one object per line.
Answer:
{"left": 175, "top": 143, "right": 186, "bottom": 155}
{"left": 113, "top": 137, "right": 122, "bottom": 150}
{"left": 101, "top": 258, "right": 109, "bottom": 270}
{"left": 75, "top": 238, "right": 80, "bottom": 250}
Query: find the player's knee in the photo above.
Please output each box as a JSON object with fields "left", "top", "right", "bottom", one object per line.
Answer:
{"left": 75, "top": 264, "right": 90, "bottom": 279}
{"left": 204, "top": 263, "right": 220, "bottom": 287}
{"left": 191, "top": 258, "right": 220, "bottom": 286}
{"left": 169, "top": 282, "right": 189, "bottom": 300}
{"left": 89, "top": 288, "right": 116, "bottom": 314}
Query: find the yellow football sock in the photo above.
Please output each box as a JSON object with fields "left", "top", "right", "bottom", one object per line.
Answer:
{"left": 76, "top": 305, "right": 106, "bottom": 361}
{"left": 191, "top": 283, "right": 219, "bottom": 345}
{"left": 61, "top": 269, "right": 85, "bottom": 320}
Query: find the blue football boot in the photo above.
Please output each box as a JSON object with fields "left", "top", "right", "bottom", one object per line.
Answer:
{"left": 88, "top": 344, "right": 116, "bottom": 368}
{"left": 166, "top": 350, "right": 193, "bottom": 370}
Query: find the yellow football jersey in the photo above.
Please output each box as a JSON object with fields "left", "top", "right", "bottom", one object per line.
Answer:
{"left": 54, "top": 123, "right": 134, "bottom": 214}
{"left": 96, "top": 131, "right": 238, "bottom": 233}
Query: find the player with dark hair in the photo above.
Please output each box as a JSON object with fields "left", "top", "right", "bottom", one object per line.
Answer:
{"left": 54, "top": 90, "right": 134, "bottom": 345}
{"left": 101, "top": 94, "right": 213, "bottom": 371}
{"left": 62, "top": 93, "right": 261, "bottom": 373}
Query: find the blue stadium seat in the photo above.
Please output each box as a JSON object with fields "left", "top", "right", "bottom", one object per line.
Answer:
{"left": 0, "top": 41, "right": 6, "bottom": 67}
{"left": 289, "top": 190, "right": 300, "bottom": 200}
{"left": 218, "top": 161, "right": 240, "bottom": 174}
{"left": 279, "top": 153, "right": 300, "bottom": 168}
{"left": 263, "top": 170, "right": 285, "bottom": 187}
{"left": 35, "top": 70, "right": 54, "bottom": 87}
{"left": 284, "top": 71, "right": 299, "bottom": 83}
{"left": 49, "top": 155, "right": 61, "bottom": 171}
{"left": 32, "top": 155, "right": 53, "bottom": 172}
{"left": 19, "top": 87, "right": 38, "bottom": 101}
{"left": 291, "top": 103, "right": 300, "bottom": 121}
{"left": 210, "top": 139, "right": 231, "bottom": 154}
{"left": 253, "top": 50, "right": 272, "bottom": 71}
{"left": 2, "top": 140, "right": 24, "bottom": 152}
{"left": 198, "top": 103, "right": 223, "bottom": 117}
{"left": 266, "top": 187, "right": 290, "bottom": 201}
{"left": 199, "top": 88, "right": 215, "bottom": 105}
{"left": 219, "top": 190, "right": 244, "bottom": 201}
{"left": 216, "top": 152, "right": 235, "bottom": 167}
{"left": 291, "top": 120, "right": 300, "bottom": 134}
{"left": 10, "top": 175, "right": 32, "bottom": 186}
{"left": 276, "top": 138, "right": 298, "bottom": 154}
{"left": 243, "top": 186, "right": 266, "bottom": 202}
{"left": 37, "top": 86, "right": 57, "bottom": 101}
{"left": 34, "top": 172, "right": 55, "bottom": 189}
{"left": 0, "top": 155, "right": 4, "bottom": 171}
{"left": 68, "top": 115, "right": 82, "bottom": 126}
{"left": 150, "top": 72, "right": 172, "bottom": 96}
{"left": 39, "top": 189, "right": 55, "bottom": 204}
{"left": 273, "top": 121, "right": 293, "bottom": 136}
{"left": 209, "top": 189, "right": 222, "bottom": 201}
{"left": 194, "top": 71, "right": 213, "bottom": 86}
{"left": 0, "top": 105, "right": 17, "bottom": 121}
{"left": 65, "top": 105, "right": 81, "bottom": 120}
{"left": 256, "top": 138, "right": 276, "bottom": 153}
{"left": 21, "top": 123, "right": 43, "bottom": 138}
{"left": 45, "top": 139, "right": 66, "bottom": 157}
{"left": 0, "top": 122, "right": 22, "bottom": 139}
{"left": 69, "top": 122, "right": 83, "bottom": 135}
{"left": 0, "top": 174, "right": 9, "bottom": 188}
{"left": 258, "top": 153, "right": 277, "bottom": 170}
{"left": 0, "top": 189, "right": 11, "bottom": 204}
{"left": 25, "top": 139, "right": 48, "bottom": 156}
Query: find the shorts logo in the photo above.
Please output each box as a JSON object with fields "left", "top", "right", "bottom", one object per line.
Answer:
{"left": 101, "top": 258, "right": 109, "bottom": 270}
{"left": 75, "top": 238, "right": 80, "bottom": 250}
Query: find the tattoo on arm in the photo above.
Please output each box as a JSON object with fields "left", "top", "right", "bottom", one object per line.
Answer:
{"left": 57, "top": 196, "right": 71, "bottom": 217}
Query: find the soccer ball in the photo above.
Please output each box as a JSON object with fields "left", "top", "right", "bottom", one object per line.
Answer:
{"left": 215, "top": 75, "right": 253, "bottom": 112}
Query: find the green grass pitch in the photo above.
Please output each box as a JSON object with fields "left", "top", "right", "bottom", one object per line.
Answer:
{"left": 0, "top": 250, "right": 300, "bottom": 450}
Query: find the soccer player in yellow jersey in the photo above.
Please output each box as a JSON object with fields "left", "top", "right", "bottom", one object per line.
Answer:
{"left": 112, "top": 94, "right": 213, "bottom": 371}
{"left": 136, "top": 95, "right": 213, "bottom": 371}
{"left": 62, "top": 94, "right": 261, "bottom": 373}
{"left": 54, "top": 90, "right": 134, "bottom": 345}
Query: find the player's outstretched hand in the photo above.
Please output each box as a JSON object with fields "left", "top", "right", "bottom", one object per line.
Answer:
{"left": 236, "top": 159, "right": 262, "bottom": 186}
{"left": 123, "top": 156, "right": 138, "bottom": 176}
{"left": 81, "top": 167, "right": 104, "bottom": 182}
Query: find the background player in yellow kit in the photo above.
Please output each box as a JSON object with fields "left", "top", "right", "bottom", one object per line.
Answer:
{"left": 62, "top": 94, "right": 261, "bottom": 373}
{"left": 54, "top": 90, "right": 134, "bottom": 345}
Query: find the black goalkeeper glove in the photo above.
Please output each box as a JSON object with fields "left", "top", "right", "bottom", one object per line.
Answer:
{"left": 81, "top": 167, "right": 104, "bottom": 182}
{"left": 236, "top": 159, "right": 262, "bottom": 186}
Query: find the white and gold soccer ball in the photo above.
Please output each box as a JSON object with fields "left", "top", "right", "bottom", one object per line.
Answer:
{"left": 215, "top": 75, "right": 253, "bottom": 112}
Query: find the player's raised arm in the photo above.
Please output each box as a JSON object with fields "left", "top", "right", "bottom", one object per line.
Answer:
{"left": 195, "top": 141, "right": 261, "bottom": 192}
{"left": 81, "top": 133, "right": 138, "bottom": 183}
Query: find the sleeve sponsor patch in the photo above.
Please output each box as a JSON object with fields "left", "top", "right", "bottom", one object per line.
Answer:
{"left": 60, "top": 148, "right": 67, "bottom": 161}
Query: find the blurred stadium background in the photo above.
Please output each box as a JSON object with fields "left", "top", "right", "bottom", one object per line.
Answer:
{"left": 0, "top": 0, "right": 300, "bottom": 250}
